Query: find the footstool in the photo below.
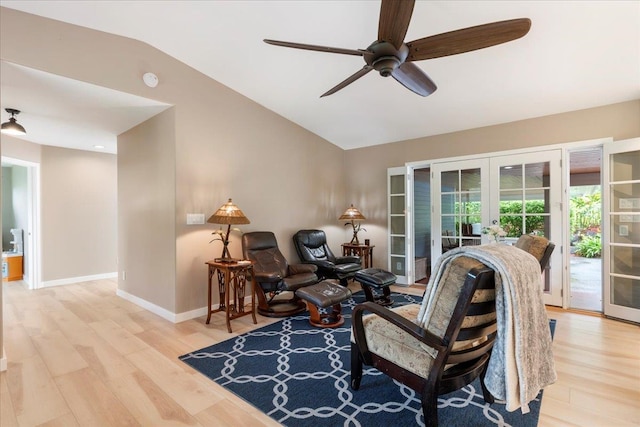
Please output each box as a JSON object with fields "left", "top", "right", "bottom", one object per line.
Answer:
{"left": 295, "top": 280, "right": 352, "bottom": 328}
{"left": 354, "top": 268, "right": 396, "bottom": 306}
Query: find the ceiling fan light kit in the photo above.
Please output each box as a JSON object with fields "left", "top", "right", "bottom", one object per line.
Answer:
{"left": 1, "top": 108, "right": 27, "bottom": 136}
{"left": 264, "top": 0, "right": 531, "bottom": 98}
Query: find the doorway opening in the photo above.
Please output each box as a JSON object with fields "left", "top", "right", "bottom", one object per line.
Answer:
{"left": 568, "top": 148, "right": 603, "bottom": 312}
{"left": 1, "top": 156, "right": 40, "bottom": 289}
{"left": 414, "top": 167, "right": 431, "bottom": 283}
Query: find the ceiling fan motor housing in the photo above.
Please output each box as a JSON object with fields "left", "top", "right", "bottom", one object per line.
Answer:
{"left": 367, "top": 41, "right": 409, "bottom": 76}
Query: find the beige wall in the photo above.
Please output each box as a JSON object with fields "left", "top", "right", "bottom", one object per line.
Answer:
{"left": 118, "top": 108, "right": 176, "bottom": 311}
{"left": 344, "top": 100, "right": 640, "bottom": 267}
{"left": 0, "top": 7, "right": 348, "bottom": 316}
{"left": 41, "top": 145, "right": 117, "bottom": 281}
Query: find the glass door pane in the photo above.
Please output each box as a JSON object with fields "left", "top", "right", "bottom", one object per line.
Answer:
{"left": 431, "top": 159, "right": 489, "bottom": 265}
{"left": 604, "top": 138, "right": 640, "bottom": 323}
{"left": 388, "top": 167, "right": 408, "bottom": 284}
{"left": 490, "top": 151, "right": 562, "bottom": 306}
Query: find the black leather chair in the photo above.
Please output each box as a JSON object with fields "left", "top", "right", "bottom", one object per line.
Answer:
{"left": 293, "top": 229, "right": 362, "bottom": 286}
{"left": 242, "top": 231, "right": 319, "bottom": 317}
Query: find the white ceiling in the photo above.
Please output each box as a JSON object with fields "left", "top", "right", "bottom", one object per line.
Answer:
{"left": 0, "top": 61, "right": 170, "bottom": 154}
{"left": 1, "top": 0, "right": 639, "bottom": 152}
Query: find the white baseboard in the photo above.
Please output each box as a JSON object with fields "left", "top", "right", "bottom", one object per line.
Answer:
{"left": 40, "top": 272, "right": 118, "bottom": 288}
{"left": 175, "top": 306, "right": 209, "bottom": 323}
{"left": 1, "top": 348, "right": 7, "bottom": 372}
{"left": 116, "top": 288, "right": 209, "bottom": 324}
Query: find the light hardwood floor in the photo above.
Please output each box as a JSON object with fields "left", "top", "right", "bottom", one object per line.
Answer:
{"left": 1, "top": 279, "right": 639, "bottom": 426}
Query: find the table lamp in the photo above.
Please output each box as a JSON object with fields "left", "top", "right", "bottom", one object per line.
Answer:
{"left": 339, "top": 204, "right": 366, "bottom": 245}
{"left": 207, "top": 198, "right": 250, "bottom": 262}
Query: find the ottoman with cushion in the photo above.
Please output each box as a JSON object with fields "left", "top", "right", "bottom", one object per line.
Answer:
{"left": 296, "top": 279, "right": 352, "bottom": 328}
{"left": 354, "top": 268, "right": 396, "bottom": 306}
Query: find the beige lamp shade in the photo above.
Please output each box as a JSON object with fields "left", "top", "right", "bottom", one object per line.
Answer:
{"left": 339, "top": 204, "right": 366, "bottom": 220}
{"left": 207, "top": 199, "right": 251, "bottom": 225}
{"left": 207, "top": 199, "right": 250, "bottom": 261}
{"left": 339, "top": 204, "right": 366, "bottom": 245}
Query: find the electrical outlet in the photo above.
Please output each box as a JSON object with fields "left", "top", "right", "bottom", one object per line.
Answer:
{"left": 122, "top": 271, "right": 126, "bottom": 280}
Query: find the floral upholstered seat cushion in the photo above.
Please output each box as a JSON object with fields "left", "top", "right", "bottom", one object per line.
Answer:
{"left": 351, "top": 303, "right": 434, "bottom": 377}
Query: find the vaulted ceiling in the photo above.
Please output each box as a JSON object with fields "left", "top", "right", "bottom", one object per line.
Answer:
{"left": 1, "top": 1, "right": 639, "bottom": 154}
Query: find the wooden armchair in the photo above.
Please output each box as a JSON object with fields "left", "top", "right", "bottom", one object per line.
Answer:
{"left": 351, "top": 256, "right": 497, "bottom": 427}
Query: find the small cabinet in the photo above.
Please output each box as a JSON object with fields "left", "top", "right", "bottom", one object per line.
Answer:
{"left": 2, "top": 254, "right": 23, "bottom": 282}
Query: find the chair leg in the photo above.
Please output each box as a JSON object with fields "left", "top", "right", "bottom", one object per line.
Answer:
{"left": 479, "top": 363, "right": 495, "bottom": 404}
{"left": 380, "top": 286, "right": 394, "bottom": 306}
{"left": 421, "top": 390, "right": 439, "bottom": 427}
{"left": 350, "top": 342, "right": 363, "bottom": 390}
{"left": 360, "top": 283, "right": 376, "bottom": 302}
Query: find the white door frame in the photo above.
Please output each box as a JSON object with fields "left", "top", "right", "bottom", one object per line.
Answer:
{"left": 1, "top": 156, "right": 41, "bottom": 289}
{"left": 489, "top": 150, "right": 563, "bottom": 306}
{"left": 603, "top": 137, "right": 640, "bottom": 323}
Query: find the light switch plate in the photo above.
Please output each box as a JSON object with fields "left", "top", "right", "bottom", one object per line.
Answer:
{"left": 186, "top": 213, "right": 205, "bottom": 225}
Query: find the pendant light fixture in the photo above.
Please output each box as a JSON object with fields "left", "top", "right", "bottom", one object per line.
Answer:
{"left": 1, "top": 108, "right": 27, "bottom": 136}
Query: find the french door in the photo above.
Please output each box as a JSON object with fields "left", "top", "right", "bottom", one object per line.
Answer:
{"left": 432, "top": 158, "right": 489, "bottom": 260}
{"left": 603, "top": 137, "right": 640, "bottom": 323}
{"left": 489, "top": 152, "right": 563, "bottom": 306}
{"left": 388, "top": 167, "right": 411, "bottom": 285}
{"left": 429, "top": 150, "right": 562, "bottom": 305}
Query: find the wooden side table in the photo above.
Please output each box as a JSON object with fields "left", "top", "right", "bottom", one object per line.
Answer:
{"left": 205, "top": 260, "right": 257, "bottom": 333}
{"left": 342, "top": 243, "right": 374, "bottom": 269}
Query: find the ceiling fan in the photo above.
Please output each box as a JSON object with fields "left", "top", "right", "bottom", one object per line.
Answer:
{"left": 264, "top": 0, "right": 531, "bottom": 97}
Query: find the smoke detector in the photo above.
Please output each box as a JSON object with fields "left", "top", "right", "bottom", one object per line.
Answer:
{"left": 143, "top": 72, "right": 159, "bottom": 88}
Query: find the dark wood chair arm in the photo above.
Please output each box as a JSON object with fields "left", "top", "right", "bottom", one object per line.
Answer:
{"left": 352, "top": 302, "right": 446, "bottom": 363}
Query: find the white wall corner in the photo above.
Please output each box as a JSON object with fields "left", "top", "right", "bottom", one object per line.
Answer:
{"left": 116, "top": 289, "right": 207, "bottom": 323}
{"left": 174, "top": 306, "right": 208, "bottom": 323}
{"left": 116, "top": 288, "right": 182, "bottom": 323}
{"left": 115, "top": 289, "right": 246, "bottom": 324}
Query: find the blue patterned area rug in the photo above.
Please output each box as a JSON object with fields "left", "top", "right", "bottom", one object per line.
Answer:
{"left": 180, "top": 291, "right": 552, "bottom": 426}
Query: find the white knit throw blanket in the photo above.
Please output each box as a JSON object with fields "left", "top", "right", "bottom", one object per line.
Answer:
{"left": 417, "top": 244, "right": 557, "bottom": 413}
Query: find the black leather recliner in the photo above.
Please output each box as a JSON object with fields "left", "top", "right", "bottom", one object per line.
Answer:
{"left": 293, "top": 229, "right": 362, "bottom": 286}
{"left": 242, "top": 231, "right": 319, "bottom": 317}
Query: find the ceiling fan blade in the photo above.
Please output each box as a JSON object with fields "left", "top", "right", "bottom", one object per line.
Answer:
{"left": 264, "top": 39, "right": 364, "bottom": 57}
{"left": 320, "top": 66, "right": 373, "bottom": 97}
{"left": 391, "top": 62, "right": 437, "bottom": 97}
{"left": 378, "top": 0, "right": 415, "bottom": 50}
{"left": 406, "top": 18, "right": 531, "bottom": 61}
